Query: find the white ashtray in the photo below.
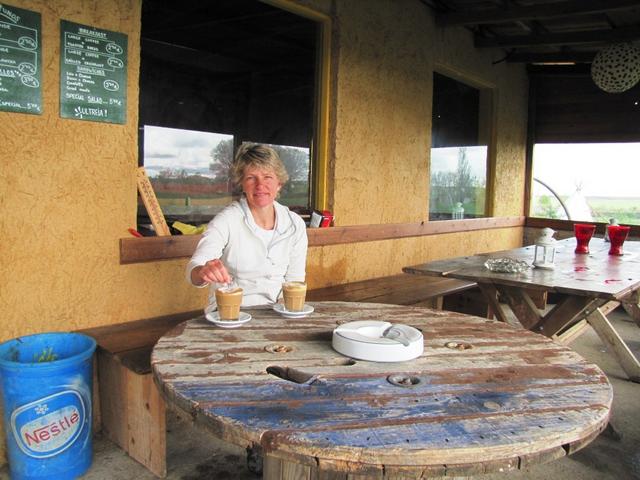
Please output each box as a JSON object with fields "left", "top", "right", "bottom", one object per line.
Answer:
{"left": 272, "top": 303, "right": 314, "bottom": 318}
{"left": 332, "top": 321, "right": 423, "bottom": 362}
{"left": 204, "top": 311, "right": 252, "bottom": 328}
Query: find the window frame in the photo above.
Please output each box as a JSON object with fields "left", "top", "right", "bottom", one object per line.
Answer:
{"left": 137, "top": 0, "right": 332, "bottom": 228}
{"left": 527, "top": 142, "right": 640, "bottom": 225}
{"left": 429, "top": 65, "right": 496, "bottom": 220}
{"left": 261, "top": 0, "right": 332, "bottom": 210}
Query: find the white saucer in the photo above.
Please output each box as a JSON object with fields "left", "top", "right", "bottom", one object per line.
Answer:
{"left": 204, "top": 311, "right": 252, "bottom": 328}
{"left": 272, "top": 303, "right": 314, "bottom": 318}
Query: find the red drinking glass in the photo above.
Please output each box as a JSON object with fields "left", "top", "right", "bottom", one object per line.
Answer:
{"left": 608, "top": 225, "right": 631, "bottom": 256}
{"left": 574, "top": 223, "right": 596, "bottom": 254}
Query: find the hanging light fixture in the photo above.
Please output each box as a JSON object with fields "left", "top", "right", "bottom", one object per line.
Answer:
{"left": 591, "top": 43, "right": 640, "bottom": 93}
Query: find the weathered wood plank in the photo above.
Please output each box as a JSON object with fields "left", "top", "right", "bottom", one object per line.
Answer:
{"left": 256, "top": 409, "right": 610, "bottom": 466}
{"left": 307, "top": 275, "right": 476, "bottom": 306}
{"left": 620, "top": 290, "right": 640, "bottom": 325}
{"left": 498, "top": 286, "right": 542, "bottom": 329}
{"left": 554, "top": 319, "right": 590, "bottom": 345}
{"left": 126, "top": 367, "right": 166, "bottom": 477}
{"left": 79, "top": 309, "right": 201, "bottom": 354}
{"left": 191, "top": 387, "right": 609, "bottom": 439}
{"left": 587, "top": 307, "right": 640, "bottom": 381}
{"left": 121, "top": 217, "right": 525, "bottom": 264}
{"left": 152, "top": 302, "right": 611, "bottom": 477}
{"left": 407, "top": 239, "right": 640, "bottom": 300}
{"left": 98, "top": 351, "right": 128, "bottom": 448}
{"left": 477, "top": 284, "right": 511, "bottom": 324}
{"left": 534, "top": 296, "right": 598, "bottom": 336}
{"left": 168, "top": 370, "right": 608, "bottom": 406}
{"left": 263, "top": 455, "right": 283, "bottom": 480}
{"left": 405, "top": 239, "right": 640, "bottom": 381}
{"left": 120, "top": 235, "right": 200, "bottom": 264}
{"left": 97, "top": 351, "right": 167, "bottom": 477}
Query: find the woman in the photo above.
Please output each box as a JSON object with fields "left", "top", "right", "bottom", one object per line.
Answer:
{"left": 186, "top": 143, "right": 308, "bottom": 308}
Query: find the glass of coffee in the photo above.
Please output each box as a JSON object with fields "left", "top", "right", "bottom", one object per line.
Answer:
{"left": 282, "top": 281, "right": 307, "bottom": 312}
{"left": 215, "top": 286, "right": 243, "bottom": 320}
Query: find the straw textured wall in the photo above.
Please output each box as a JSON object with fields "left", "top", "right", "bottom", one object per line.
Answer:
{"left": 1, "top": 0, "right": 527, "bottom": 337}
{"left": 0, "top": 0, "right": 527, "bottom": 463}
{"left": 306, "top": 0, "right": 527, "bottom": 285}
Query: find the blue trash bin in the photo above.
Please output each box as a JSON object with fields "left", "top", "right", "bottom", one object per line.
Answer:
{"left": 0, "top": 332, "right": 96, "bottom": 479}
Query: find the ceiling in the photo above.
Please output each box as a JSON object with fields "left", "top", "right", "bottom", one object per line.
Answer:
{"left": 141, "top": 0, "right": 640, "bottom": 76}
{"left": 421, "top": 0, "right": 640, "bottom": 67}
{"left": 141, "top": 0, "right": 315, "bottom": 76}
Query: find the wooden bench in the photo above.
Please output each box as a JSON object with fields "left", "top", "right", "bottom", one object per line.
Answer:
{"left": 79, "top": 310, "right": 201, "bottom": 478}
{"left": 79, "top": 274, "right": 482, "bottom": 477}
{"left": 307, "top": 274, "right": 484, "bottom": 314}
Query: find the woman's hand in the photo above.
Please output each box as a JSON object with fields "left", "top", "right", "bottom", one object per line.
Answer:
{"left": 191, "top": 259, "right": 232, "bottom": 286}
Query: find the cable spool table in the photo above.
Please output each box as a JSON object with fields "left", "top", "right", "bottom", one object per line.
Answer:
{"left": 151, "top": 301, "right": 611, "bottom": 479}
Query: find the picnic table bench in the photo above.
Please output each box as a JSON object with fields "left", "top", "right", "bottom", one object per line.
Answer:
{"left": 404, "top": 238, "right": 640, "bottom": 382}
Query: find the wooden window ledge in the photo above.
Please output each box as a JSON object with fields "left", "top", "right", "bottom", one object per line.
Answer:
{"left": 120, "top": 216, "right": 524, "bottom": 264}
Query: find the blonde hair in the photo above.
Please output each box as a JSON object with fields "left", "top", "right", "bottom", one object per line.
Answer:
{"left": 231, "top": 143, "right": 289, "bottom": 189}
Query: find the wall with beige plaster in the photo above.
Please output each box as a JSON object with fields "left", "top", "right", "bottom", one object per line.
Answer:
{"left": 332, "top": 0, "right": 431, "bottom": 225}
{"left": 331, "top": 0, "right": 527, "bottom": 226}
{"left": 306, "top": 228, "right": 524, "bottom": 288}
{"left": 311, "top": 0, "right": 528, "bottom": 286}
{"left": 0, "top": 0, "right": 529, "bottom": 466}
{"left": 0, "top": 0, "right": 529, "bottom": 338}
{"left": 2, "top": 0, "right": 157, "bottom": 342}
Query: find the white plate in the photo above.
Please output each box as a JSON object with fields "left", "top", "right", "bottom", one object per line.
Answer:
{"left": 272, "top": 303, "right": 314, "bottom": 318}
{"left": 204, "top": 311, "right": 252, "bottom": 328}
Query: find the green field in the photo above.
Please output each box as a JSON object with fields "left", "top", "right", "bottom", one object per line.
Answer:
{"left": 532, "top": 195, "right": 640, "bottom": 225}
{"left": 587, "top": 197, "right": 640, "bottom": 224}
{"left": 154, "top": 180, "right": 310, "bottom": 214}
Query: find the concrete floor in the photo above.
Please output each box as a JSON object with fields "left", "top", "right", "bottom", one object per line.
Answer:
{"left": 1, "top": 310, "right": 639, "bottom": 480}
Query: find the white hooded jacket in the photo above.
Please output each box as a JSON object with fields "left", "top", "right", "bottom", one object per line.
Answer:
{"left": 186, "top": 197, "right": 308, "bottom": 308}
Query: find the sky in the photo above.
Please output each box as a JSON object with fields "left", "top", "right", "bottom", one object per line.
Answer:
{"left": 533, "top": 143, "right": 640, "bottom": 198}
{"left": 432, "top": 143, "right": 640, "bottom": 199}
{"left": 430, "top": 146, "right": 488, "bottom": 179}
{"left": 142, "top": 125, "right": 310, "bottom": 180}
{"left": 143, "top": 129, "right": 639, "bottom": 199}
{"left": 143, "top": 126, "right": 232, "bottom": 178}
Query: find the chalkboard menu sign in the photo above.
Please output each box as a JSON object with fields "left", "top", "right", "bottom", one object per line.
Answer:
{"left": 0, "top": 4, "right": 42, "bottom": 114}
{"left": 60, "top": 20, "right": 127, "bottom": 124}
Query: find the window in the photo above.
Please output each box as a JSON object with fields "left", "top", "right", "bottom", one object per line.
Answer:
{"left": 141, "top": 128, "right": 311, "bottom": 222}
{"left": 530, "top": 143, "right": 640, "bottom": 225}
{"left": 138, "top": 0, "right": 327, "bottom": 228}
{"left": 142, "top": 126, "right": 234, "bottom": 222}
{"left": 429, "top": 72, "right": 491, "bottom": 220}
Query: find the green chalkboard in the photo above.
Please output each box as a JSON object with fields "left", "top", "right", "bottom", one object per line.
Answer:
{"left": 0, "top": 4, "right": 42, "bottom": 115}
{"left": 60, "top": 20, "right": 127, "bottom": 124}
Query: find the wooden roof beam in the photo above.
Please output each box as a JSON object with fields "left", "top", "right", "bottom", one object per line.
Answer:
{"left": 506, "top": 51, "right": 597, "bottom": 63}
{"left": 437, "top": 0, "right": 640, "bottom": 27}
{"left": 475, "top": 25, "right": 640, "bottom": 48}
{"left": 141, "top": 38, "right": 251, "bottom": 73}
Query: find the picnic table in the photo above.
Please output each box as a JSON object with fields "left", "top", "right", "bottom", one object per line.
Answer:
{"left": 404, "top": 237, "right": 640, "bottom": 382}
{"left": 151, "top": 301, "right": 611, "bottom": 479}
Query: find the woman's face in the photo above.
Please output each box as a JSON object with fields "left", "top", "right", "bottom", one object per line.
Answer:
{"left": 242, "top": 165, "right": 282, "bottom": 209}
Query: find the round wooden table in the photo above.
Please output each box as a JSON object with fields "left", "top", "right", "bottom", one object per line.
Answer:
{"left": 151, "top": 302, "right": 612, "bottom": 479}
